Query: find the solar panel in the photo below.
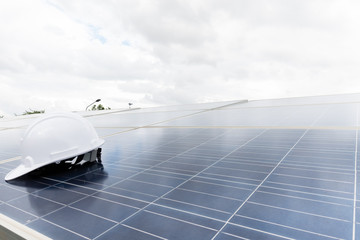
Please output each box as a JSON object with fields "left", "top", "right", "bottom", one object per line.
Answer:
{"left": 0, "top": 94, "right": 359, "bottom": 239}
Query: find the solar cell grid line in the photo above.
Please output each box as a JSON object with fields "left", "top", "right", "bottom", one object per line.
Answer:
{"left": 171, "top": 178, "right": 352, "bottom": 210}
{"left": 272, "top": 170, "right": 353, "bottom": 184}
{"left": 139, "top": 167, "right": 193, "bottom": 181}
{"left": 4, "top": 194, "right": 66, "bottom": 227}
{"left": 30, "top": 217, "right": 89, "bottom": 240}
{"left": 275, "top": 162, "right": 354, "bottom": 180}
{"left": 276, "top": 164, "right": 354, "bottom": 177}
{"left": 246, "top": 194, "right": 351, "bottom": 221}
{"left": 281, "top": 161, "right": 353, "bottom": 173}
{"left": 279, "top": 161, "right": 354, "bottom": 172}
{"left": 258, "top": 184, "right": 352, "bottom": 206}
{"left": 220, "top": 231, "right": 249, "bottom": 240}
{"left": 93, "top": 129, "right": 268, "bottom": 240}
{"left": 142, "top": 208, "right": 219, "bottom": 232}
{"left": 121, "top": 223, "right": 168, "bottom": 240}
{"left": 353, "top": 105, "right": 359, "bottom": 240}
{"left": 23, "top": 150, "right": 195, "bottom": 236}
{"left": 281, "top": 158, "right": 354, "bottom": 171}
{"left": 263, "top": 179, "right": 353, "bottom": 199}
{"left": 229, "top": 214, "right": 333, "bottom": 240}
{"left": 257, "top": 183, "right": 353, "bottom": 205}
{"left": 159, "top": 195, "right": 232, "bottom": 217}
{"left": 260, "top": 133, "right": 354, "bottom": 216}
{"left": 218, "top": 222, "right": 293, "bottom": 240}
{"left": 35, "top": 128, "right": 241, "bottom": 239}
{"left": 190, "top": 176, "right": 259, "bottom": 195}
{"left": 87, "top": 129, "right": 240, "bottom": 221}
{"left": 142, "top": 135, "right": 296, "bottom": 216}
{"left": 249, "top": 130, "right": 357, "bottom": 239}
{"left": 185, "top": 178, "right": 256, "bottom": 194}
{"left": 98, "top": 128, "right": 210, "bottom": 171}
{"left": 210, "top": 129, "right": 310, "bottom": 240}
{"left": 288, "top": 146, "right": 355, "bottom": 157}
{"left": 14, "top": 127, "right": 214, "bottom": 236}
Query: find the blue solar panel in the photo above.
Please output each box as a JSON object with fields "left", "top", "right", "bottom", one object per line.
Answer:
{"left": 0, "top": 95, "right": 359, "bottom": 239}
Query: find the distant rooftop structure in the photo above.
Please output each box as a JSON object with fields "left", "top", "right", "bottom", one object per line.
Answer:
{"left": 0, "top": 93, "right": 360, "bottom": 239}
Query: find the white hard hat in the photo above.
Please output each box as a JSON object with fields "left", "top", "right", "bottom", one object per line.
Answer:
{"left": 5, "top": 112, "right": 104, "bottom": 181}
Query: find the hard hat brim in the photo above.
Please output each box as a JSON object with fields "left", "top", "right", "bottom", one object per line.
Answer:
{"left": 5, "top": 138, "right": 104, "bottom": 181}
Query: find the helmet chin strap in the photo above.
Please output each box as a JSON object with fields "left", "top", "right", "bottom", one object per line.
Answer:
{"left": 96, "top": 148, "right": 102, "bottom": 163}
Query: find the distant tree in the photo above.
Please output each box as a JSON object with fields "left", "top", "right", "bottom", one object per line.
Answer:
{"left": 0, "top": 115, "right": 3, "bottom": 118}
{"left": 20, "top": 109, "right": 45, "bottom": 115}
{"left": 97, "top": 104, "right": 105, "bottom": 110}
{"left": 91, "top": 104, "right": 111, "bottom": 111}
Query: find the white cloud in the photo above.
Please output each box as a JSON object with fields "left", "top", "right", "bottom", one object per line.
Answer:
{"left": 1, "top": 0, "right": 360, "bottom": 116}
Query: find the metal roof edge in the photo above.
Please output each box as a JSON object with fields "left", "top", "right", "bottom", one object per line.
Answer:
{"left": 0, "top": 214, "right": 52, "bottom": 240}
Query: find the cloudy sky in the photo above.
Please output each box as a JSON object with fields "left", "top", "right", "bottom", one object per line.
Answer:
{"left": 1, "top": 0, "right": 360, "bottom": 116}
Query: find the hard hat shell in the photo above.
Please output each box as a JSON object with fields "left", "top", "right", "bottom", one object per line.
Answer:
{"left": 5, "top": 112, "right": 104, "bottom": 181}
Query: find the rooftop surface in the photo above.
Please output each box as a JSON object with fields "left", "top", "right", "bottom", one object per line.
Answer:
{"left": 0, "top": 94, "right": 360, "bottom": 239}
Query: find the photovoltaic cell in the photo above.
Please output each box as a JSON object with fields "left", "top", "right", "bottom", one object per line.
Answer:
{"left": 1, "top": 94, "right": 360, "bottom": 239}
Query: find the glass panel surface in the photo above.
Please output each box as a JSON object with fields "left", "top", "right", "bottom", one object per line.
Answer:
{"left": 1, "top": 94, "right": 359, "bottom": 239}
